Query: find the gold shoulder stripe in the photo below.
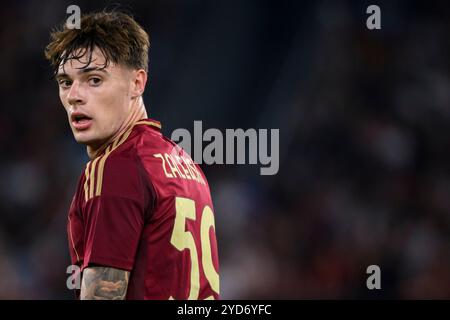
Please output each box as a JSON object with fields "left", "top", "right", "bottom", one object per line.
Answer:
{"left": 93, "top": 127, "right": 134, "bottom": 198}
{"left": 88, "top": 156, "right": 101, "bottom": 200}
{"left": 93, "top": 144, "right": 113, "bottom": 199}
{"left": 84, "top": 161, "right": 91, "bottom": 202}
{"left": 134, "top": 120, "right": 162, "bottom": 129}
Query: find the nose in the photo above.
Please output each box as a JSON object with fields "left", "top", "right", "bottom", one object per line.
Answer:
{"left": 67, "top": 81, "right": 84, "bottom": 106}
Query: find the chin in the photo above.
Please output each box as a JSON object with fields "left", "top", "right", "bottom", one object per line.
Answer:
{"left": 74, "top": 131, "right": 111, "bottom": 152}
{"left": 72, "top": 131, "right": 96, "bottom": 145}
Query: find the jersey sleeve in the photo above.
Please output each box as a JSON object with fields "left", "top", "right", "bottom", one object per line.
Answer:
{"left": 81, "top": 155, "right": 152, "bottom": 272}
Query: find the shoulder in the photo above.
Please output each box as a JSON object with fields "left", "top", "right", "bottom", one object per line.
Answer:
{"left": 83, "top": 136, "right": 146, "bottom": 202}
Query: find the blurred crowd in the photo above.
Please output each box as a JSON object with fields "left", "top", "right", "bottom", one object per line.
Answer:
{"left": 0, "top": 0, "right": 449, "bottom": 299}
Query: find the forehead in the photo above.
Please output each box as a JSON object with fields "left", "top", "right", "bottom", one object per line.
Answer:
{"left": 58, "top": 47, "right": 115, "bottom": 74}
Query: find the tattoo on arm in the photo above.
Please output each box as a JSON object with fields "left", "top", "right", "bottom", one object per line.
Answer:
{"left": 80, "top": 267, "right": 130, "bottom": 300}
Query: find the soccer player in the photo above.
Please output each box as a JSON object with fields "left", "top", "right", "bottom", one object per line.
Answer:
{"left": 45, "top": 11, "right": 219, "bottom": 300}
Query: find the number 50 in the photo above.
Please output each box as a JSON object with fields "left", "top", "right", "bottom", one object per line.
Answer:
{"left": 170, "top": 197, "right": 219, "bottom": 300}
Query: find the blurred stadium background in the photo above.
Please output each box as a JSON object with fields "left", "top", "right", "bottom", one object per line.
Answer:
{"left": 1, "top": 0, "right": 450, "bottom": 299}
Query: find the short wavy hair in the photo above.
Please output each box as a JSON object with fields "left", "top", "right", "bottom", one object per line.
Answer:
{"left": 45, "top": 10, "right": 150, "bottom": 76}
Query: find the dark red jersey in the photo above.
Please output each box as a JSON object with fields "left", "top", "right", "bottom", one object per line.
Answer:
{"left": 67, "top": 119, "right": 219, "bottom": 300}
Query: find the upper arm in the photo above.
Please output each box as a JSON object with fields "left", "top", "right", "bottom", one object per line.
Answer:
{"left": 80, "top": 266, "right": 130, "bottom": 300}
{"left": 82, "top": 155, "right": 150, "bottom": 271}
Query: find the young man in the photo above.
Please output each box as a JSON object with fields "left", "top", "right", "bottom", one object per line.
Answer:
{"left": 45, "top": 11, "right": 219, "bottom": 300}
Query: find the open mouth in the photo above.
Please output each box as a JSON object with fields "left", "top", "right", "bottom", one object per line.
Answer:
{"left": 73, "top": 114, "right": 91, "bottom": 123}
{"left": 71, "top": 113, "right": 93, "bottom": 130}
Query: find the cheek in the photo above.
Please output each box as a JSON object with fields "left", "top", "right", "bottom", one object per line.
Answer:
{"left": 102, "top": 85, "right": 128, "bottom": 114}
{"left": 59, "top": 92, "right": 69, "bottom": 112}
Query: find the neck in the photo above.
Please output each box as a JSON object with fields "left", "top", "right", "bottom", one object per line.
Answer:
{"left": 87, "top": 97, "right": 148, "bottom": 159}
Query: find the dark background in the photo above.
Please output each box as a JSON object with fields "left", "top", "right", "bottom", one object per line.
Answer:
{"left": 0, "top": 0, "right": 449, "bottom": 299}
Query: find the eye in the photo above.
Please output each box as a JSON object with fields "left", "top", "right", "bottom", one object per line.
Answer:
{"left": 88, "top": 77, "right": 102, "bottom": 86}
{"left": 58, "top": 79, "right": 72, "bottom": 89}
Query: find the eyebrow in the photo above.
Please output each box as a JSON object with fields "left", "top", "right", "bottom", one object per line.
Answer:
{"left": 55, "top": 67, "right": 109, "bottom": 80}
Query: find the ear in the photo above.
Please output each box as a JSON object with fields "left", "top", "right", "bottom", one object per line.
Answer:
{"left": 130, "top": 69, "right": 148, "bottom": 98}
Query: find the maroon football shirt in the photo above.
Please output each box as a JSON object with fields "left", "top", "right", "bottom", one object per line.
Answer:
{"left": 67, "top": 119, "right": 220, "bottom": 300}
